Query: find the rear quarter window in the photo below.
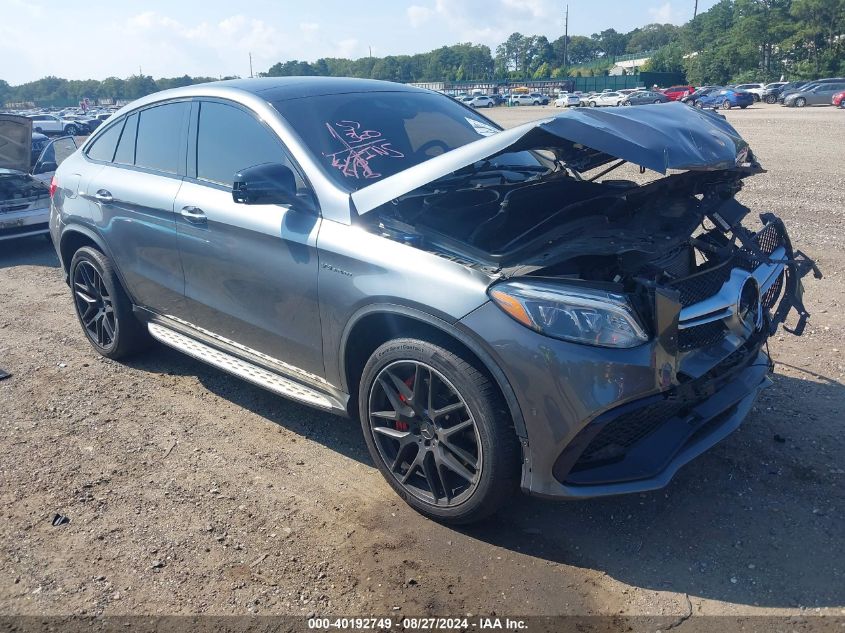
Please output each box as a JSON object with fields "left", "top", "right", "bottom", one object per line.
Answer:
{"left": 134, "top": 102, "right": 189, "bottom": 174}
{"left": 86, "top": 120, "right": 124, "bottom": 163}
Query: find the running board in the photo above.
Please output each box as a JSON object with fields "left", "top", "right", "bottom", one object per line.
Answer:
{"left": 147, "top": 322, "right": 336, "bottom": 411}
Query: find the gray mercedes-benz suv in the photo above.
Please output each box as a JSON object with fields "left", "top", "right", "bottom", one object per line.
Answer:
{"left": 50, "top": 78, "right": 819, "bottom": 523}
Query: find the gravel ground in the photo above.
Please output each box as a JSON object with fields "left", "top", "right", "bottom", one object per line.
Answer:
{"left": 0, "top": 103, "right": 843, "bottom": 622}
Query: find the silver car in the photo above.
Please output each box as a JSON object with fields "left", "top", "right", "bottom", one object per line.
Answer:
{"left": 1, "top": 114, "right": 76, "bottom": 241}
{"left": 784, "top": 81, "right": 845, "bottom": 107}
{"left": 50, "top": 79, "right": 819, "bottom": 524}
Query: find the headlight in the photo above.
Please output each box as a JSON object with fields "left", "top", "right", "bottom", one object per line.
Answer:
{"left": 488, "top": 281, "right": 648, "bottom": 348}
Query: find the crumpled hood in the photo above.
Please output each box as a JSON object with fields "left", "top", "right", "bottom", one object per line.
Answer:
{"left": 0, "top": 114, "right": 33, "bottom": 174}
{"left": 352, "top": 102, "right": 751, "bottom": 215}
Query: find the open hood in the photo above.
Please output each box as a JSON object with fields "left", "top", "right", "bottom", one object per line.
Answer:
{"left": 0, "top": 114, "right": 33, "bottom": 174}
{"left": 351, "top": 102, "right": 751, "bottom": 215}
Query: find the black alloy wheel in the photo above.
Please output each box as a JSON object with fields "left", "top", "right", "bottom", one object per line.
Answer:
{"left": 359, "top": 338, "right": 520, "bottom": 524}
{"left": 69, "top": 246, "right": 149, "bottom": 359}
{"left": 368, "top": 360, "right": 482, "bottom": 507}
{"left": 73, "top": 260, "right": 117, "bottom": 349}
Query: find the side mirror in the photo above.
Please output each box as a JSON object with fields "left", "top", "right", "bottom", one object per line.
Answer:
{"left": 232, "top": 162, "right": 301, "bottom": 207}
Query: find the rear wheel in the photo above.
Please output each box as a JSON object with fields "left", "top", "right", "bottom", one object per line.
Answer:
{"left": 752, "top": 94, "right": 760, "bottom": 102}
{"left": 795, "top": 97, "right": 806, "bottom": 107}
{"left": 69, "top": 246, "right": 150, "bottom": 359}
{"left": 694, "top": 101, "right": 704, "bottom": 109}
{"left": 653, "top": 99, "right": 661, "bottom": 104}
{"left": 589, "top": 101, "right": 597, "bottom": 107}
{"left": 722, "top": 99, "right": 732, "bottom": 110}
{"left": 64, "top": 124, "right": 79, "bottom": 136}
{"left": 765, "top": 94, "right": 777, "bottom": 104}
{"left": 359, "top": 338, "right": 520, "bottom": 524}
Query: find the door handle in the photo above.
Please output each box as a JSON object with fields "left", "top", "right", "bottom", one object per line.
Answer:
{"left": 180, "top": 206, "right": 207, "bottom": 224}
{"left": 93, "top": 189, "right": 113, "bottom": 203}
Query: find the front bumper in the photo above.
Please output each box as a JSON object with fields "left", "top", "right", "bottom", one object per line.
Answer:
{"left": 457, "top": 218, "right": 817, "bottom": 500}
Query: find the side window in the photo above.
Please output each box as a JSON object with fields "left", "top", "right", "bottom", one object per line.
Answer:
{"left": 86, "top": 119, "right": 124, "bottom": 163}
{"left": 195, "top": 101, "right": 307, "bottom": 192}
{"left": 135, "top": 102, "right": 189, "bottom": 174}
{"left": 114, "top": 113, "right": 138, "bottom": 165}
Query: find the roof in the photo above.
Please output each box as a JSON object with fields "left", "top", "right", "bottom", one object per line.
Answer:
{"left": 197, "top": 77, "right": 428, "bottom": 102}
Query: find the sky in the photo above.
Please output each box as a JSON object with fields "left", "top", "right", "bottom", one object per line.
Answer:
{"left": 0, "top": 0, "right": 720, "bottom": 85}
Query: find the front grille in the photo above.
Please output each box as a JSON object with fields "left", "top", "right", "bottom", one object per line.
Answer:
{"left": 669, "top": 260, "right": 732, "bottom": 306}
{"left": 678, "top": 320, "right": 726, "bottom": 351}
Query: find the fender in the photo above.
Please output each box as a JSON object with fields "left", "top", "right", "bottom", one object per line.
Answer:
{"left": 58, "top": 222, "right": 138, "bottom": 305}
{"left": 338, "top": 302, "right": 528, "bottom": 439}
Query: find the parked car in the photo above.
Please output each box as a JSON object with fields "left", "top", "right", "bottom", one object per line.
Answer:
{"left": 692, "top": 88, "right": 754, "bottom": 109}
{"left": 661, "top": 85, "right": 695, "bottom": 101}
{"left": 833, "top": 90, "right": 845, "bottom": 108}
{"left": 1, "top": 114, "right": 76, "bottom": 241}
{"left": 779, "top": 78, "right": 845, "bottom": 103}
{"left": 681, "top": 86, "right": 721, "bottom": 105}
{"left": 51, "top": 79, "right": 818, "bottom": 524}
{"left": 27, "top": 113, "right": 85, "bottom": 136}
{"left": 784, "top": 81, "right": 845, "bottom": 107}
{"left": 762, "top": 81, "right": 790, "bottom": 103}
{"left": 553, "top": 93, "right": 580, "bottom": 108}
{"left": 734, "top": 83, "right": 766, "bottom": 101}
{"left": 622, "top": 90, "right": 670, "bottom": 106}
{"left": 465, "top": 95, "right": 495, "bottom": 108}
{"left": 31, "top": 131, "right": 49, "bottom": 168}
{"left": 510, "top": 93, "right": 546, "bottom": 106}
{"left": 587, "top": 91, "right": 624, "bottom": 107}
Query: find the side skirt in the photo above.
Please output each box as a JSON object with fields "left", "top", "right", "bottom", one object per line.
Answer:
{"left": 146, "top": 321, "right": 348, "bottom": 415}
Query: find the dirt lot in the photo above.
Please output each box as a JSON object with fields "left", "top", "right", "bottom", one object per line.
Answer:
{"left": 1, "top": 103, "right": 843, "bottom": 622}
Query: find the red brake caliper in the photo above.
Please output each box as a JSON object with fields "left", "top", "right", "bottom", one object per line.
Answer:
{"left": 395, "top": 376, "right": 414, "bottom": 432}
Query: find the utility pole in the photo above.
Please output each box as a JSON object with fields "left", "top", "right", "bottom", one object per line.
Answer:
{"left": 249, "top": 52, "right": 254, "bottom": 78}
{"left": 563, "top": 4, "right": 569, "bottom": 70}
{"left": 693, "top": 0, "right": 698, "bottom": 18}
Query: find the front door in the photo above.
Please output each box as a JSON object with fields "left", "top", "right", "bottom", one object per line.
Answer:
{"left": 174, "top": 99, "right": 324, "bottom": 377}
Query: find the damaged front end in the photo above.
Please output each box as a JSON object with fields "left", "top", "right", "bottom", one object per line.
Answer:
{"left": 352, "top": 102, "right": 820, "bottom": 494}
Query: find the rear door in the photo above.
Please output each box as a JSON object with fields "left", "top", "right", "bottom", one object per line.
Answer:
{"left": 173, "top": 99, "right": 324, "bottom": 376}
{"left": 82, "top": 101, "right": 190, "bottom": 316}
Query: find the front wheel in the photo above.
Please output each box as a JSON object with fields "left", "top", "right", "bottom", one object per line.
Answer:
{"left": 721, "top": 99, "right": 732, "bottom": 110}
{"left": 740, "top": 104, "right": 749, "bottom": 109}
{"left": 752, "top": 94, "right": 760, "bottom": 102}
{"left": 359, "top": 338, "right": 520, "bottom": 524}
{"left": 589, "top": 101, "right": 597, "bottom": 107}
{"left": 65, "top": 124, "right": 79, "bottom": 136}
{"left": 653, "top": 99, "right": 661, "bottom": 104}
{"left": 794, "top": 97, "right": 806, "bottom": 107}
{"left": 765, "top": 95, "right": 777, "bottom": 104}
{"left": 69, "top": 246, "right": 149, "bottom": 359}
{"left": 694, "top": 100, "right": 704, "bottom": 109}
{"left": 487, "top": 102, "right": 494, "bottom": 108}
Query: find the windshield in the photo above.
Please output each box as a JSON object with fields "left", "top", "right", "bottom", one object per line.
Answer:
{"left": 272, "top": 91, "right": 546, "bottom": 192}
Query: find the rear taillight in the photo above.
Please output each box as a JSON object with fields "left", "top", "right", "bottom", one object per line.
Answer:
{"left": 49, "top": 175, "right": 58, "bottom": 198}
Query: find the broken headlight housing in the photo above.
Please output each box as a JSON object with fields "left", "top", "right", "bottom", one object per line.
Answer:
{"left": 489, "top": 281, "right": 649, "bottom": 348}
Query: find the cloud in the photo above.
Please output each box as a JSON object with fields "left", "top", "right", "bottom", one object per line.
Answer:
{"left": 407, "top": 5, "right": 434, "bottom": 27}
{"left": 648, "top": 2, "right": 684, "bottom": 24}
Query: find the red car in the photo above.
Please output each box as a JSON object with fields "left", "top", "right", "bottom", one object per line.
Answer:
{"left": 661, "top": 85, "right": 696, "bottom": 101}
{"left": 833, "top": 90, "right": 845, "bottom": 107}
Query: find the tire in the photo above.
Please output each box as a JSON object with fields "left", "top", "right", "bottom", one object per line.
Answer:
{"left": 740, "top": 104, "right": 749, "bottom": 109}
{"left": 653, "top": 99, "right": 661, "bottom": 104}
{"left": 487, "top": 102, "right": 494, "bottom": 108}
{"left": 765, "top": 95, "right": 777, "bottom": 104}
{"left": 721, "top": 99, "right": 732, "bottom": 110}
{"left": 589, "top": 101, "right": 597, "bottom": 107}
{"left": 69, "top": 246, "right": 150, "bottom": 359}
{"left": 752, "top": 94, "right": 760, "bottom": 102}
{"left": 623, "top": 101, "right": 632, "bottom": 106}
{"left": 359, "top": 338, "right": 520, "bottom": 524}
{"left": 694, "top": 101, "right": 704, "bottom": 109}
{"left": 795, "top": 97, "right": 806, "bottom": 108}
{"left": 65, "top": 124, "right": 79, "bottom": 136}
{"left": 34, "top": 127, "right": 43, "bottom": 133}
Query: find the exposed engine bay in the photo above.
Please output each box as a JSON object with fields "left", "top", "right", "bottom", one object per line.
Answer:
{"left": 367, "top": 159, "right": 821, "bottom": 351}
